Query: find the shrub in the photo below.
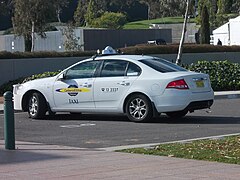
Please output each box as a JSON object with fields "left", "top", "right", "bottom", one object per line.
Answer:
{"left": 186, "top": 60, "right": 240, "bottom": 91}
{"left": 92, "top": 12, "right": 127, "bottom": 29}
{"left": 120, "top": 44, "right": 240, "bottom": 54}
{"left": 1, "top": 45, "right": 240, "bottom": 59}
{"left": 0, "top": 71, "right": 61, "bottom": 96}
{"left": 22, "top": 71, "right": 61, "bottom": 83}
{"left": 0, "top": 51, "right": 95, "bottom": 59}
{"left": 0, "top": 78, "right": 25, "bottom": 96}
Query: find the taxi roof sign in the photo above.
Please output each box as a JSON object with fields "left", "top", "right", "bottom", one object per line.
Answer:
{"left": 102, "top": 46, "right": 117, "bottom": 55}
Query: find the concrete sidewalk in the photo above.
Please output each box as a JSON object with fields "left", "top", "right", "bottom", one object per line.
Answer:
{"left": 0, "top": 141, "right": 239, "bottom": 180}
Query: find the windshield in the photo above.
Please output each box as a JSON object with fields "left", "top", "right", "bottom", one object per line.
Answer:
{"left": 139, "top": 57, "right": 187, "bottom": 73}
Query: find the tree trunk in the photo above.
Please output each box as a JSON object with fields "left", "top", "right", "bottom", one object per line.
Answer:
{"left": 176, "top": 0, "right": 190, "bottom": 65}
{"left": 24, "top": 35, "right": 32, "bottom": 52}
{"left": 57, "top": 8, "right": 62, "bottom": 23}
{"left": 147, "top": 4, "right": 151, "bottom": 20}
{"left": 31, "top": 21, "right": 35, "bottom": 52}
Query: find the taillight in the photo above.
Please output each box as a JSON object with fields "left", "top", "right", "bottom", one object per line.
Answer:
{"left": 166, "top": 79, "right": 189, "bottom": 90}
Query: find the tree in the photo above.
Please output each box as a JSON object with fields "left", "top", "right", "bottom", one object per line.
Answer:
{"left": 53, "top": 0, "right": 69, "bottom": 23}
{"left": 159, "top": 0, "right": 186, "bottom": 17}
{"left": 74, "top": 0, "right": 89, "bottom": 26}
{"left": 91, "top": 12, "right": 127, "bottom": 29}
{"left": 0, "top": 0, "right": 13, "bottom": 15}
{"left": 109, "top": 0, "right": 135, "bottom": 10}
{"left": 217, "top": 0, "right": 229, "bottom": 14}
{"left": 200, "top": 5, "right": 210, "bottom": 44}
{"left": 12, "top": 0, "right": 55, "bottom": 52}
{"left": 62, "top": 23, "right": 83, "bottom": 51}
{"left": 232, "top": 0, "right": 240, "bottom": 13}
{"left": 85, "top": 0, "right": 98, "bottom": 26}
{"left": 139, "top": 0, "right": 160, "bottom": 20}
{"left": 74, "top": 0, "right": 107, "bottom": 27}
{"left": 176, "top": 0, "right": 190, "bottom": 65}
{"left": 198, "top": 0, "right": 219, "bottom": 29}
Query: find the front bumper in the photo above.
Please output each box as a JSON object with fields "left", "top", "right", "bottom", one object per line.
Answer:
{"left": 13, "top": 84, "right": 24, "bottom": 110}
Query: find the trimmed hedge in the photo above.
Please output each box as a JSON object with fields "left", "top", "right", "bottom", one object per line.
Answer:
{"left": 120, "top": 44, "right": 240, "bottom": 55}
{"left": 187, "top": 60, "right": 240, "bottom": 91}
{"left": 0, "top": 51, "right": 95, "bottom": 59}
{"left": 0, "top": 60, "right": 240, "bottom": 95}
{"left": 22, "top": 71, "right": 61, "bottom": 83}
{"left": 1, "top": 45, "right": 240, "bottom": 59}
{"left": 0, "top": 78, "right": 25, "bottom": 96}
{"left": 0, "top": 71, "right": 61, "bottom": 95}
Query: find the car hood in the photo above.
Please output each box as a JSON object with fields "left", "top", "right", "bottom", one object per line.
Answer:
{"left": 22, "top": 76, "right": 56, "bottom": 86}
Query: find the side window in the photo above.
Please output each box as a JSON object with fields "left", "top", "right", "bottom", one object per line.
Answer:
{"left": 65, "top": 61, "right": 100, "bottom": 79}
{"left": 127, "top": 63, "right": 141, "bottom": 76}
{"left": 100, "top": 60, "right": 128, "bottom": 77}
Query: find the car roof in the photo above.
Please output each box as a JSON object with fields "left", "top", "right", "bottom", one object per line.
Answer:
{"left": 93, "top": 54, "right": 154, "bottom": 61}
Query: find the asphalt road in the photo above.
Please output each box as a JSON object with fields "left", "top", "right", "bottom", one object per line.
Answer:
{"left": 0, "top": 99, "right": 240, "bottom": 149}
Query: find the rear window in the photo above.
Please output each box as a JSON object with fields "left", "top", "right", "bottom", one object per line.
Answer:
{"left": 140, "top": 58, "right": 187, "bottom": 73}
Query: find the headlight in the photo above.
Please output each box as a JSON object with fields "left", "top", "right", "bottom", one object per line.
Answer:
{"left": 13, "top": 84, "right": 24, "bottom": 94}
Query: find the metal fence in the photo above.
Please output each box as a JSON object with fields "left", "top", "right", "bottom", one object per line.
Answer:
{"left": 0, "top": 31, "right": 65, "bottom": 52}
{"left": 0, "top": 28, "right": 172, "bottom": 52}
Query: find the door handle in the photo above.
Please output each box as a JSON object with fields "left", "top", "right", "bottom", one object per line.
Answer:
{"left": 118, "top": 81, "right": 130, "bottom": 86}
{"left": 82, "top": 83, "right": 92, "bottom": 88}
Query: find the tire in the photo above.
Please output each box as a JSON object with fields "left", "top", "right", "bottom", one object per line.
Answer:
{"left": 48, "top": 110, "right": 56, "bottom": 116}
{"left": 166, "top": 110, "right": 188, "bottom": 118}
{"left": 28, "top": 92, "right": 47, "bottom": 119}
{"left": 125, "top": 94, "right": 153, "bottom": 123}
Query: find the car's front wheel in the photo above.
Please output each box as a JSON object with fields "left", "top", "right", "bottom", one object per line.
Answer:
{"left": 125, "top": 94, "right": 153, "bottom": 123}
{"left": 28, "top": 92, "right": 47, "bottom": 119}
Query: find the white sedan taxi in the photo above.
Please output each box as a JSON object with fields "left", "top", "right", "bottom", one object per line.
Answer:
{"left": 13, "top": 48, "right": 214, "bottom": 122}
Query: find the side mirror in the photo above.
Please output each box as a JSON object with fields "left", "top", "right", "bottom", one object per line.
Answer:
{"left": 57, "top": 73, "right": 66, "bottom": 81}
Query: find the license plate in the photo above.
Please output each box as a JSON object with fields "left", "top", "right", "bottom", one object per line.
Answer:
{"left": 196, "top": 80, "right": 204, "bottom": 88}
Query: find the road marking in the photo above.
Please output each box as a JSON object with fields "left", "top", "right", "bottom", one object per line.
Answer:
{"left": 60, "top": 123, "right": 96, "bottom": 128}
{"left": 98, "top": 132, "right": 240, "bottom": 151}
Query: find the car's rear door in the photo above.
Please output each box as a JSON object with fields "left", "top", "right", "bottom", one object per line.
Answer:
{"left": 94, "top": 60, "right": 141, "bottom": 110}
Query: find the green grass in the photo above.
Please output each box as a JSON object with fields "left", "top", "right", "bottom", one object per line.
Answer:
{"left": 124, "top": 16, "right": 196, "bottom": 29}
{"left": 119, "top": 135, "right": 240, "bottom": 165}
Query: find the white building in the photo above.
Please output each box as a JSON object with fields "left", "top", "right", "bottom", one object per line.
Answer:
{"left": 212, "top": 16, "right": 240, "bottom": 45}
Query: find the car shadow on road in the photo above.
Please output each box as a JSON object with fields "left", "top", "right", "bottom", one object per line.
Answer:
{"left": 39, "top": 113, "right": 130, "bottom": 122}
{"left": 34, "top": 113, "right": 240, "bottom": 125}
{"left": 153, "top": 115, "right": 240, "bottom": 124}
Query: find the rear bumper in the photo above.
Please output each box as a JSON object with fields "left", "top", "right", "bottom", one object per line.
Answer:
{"left": 152, "top": 89, "right": 214, "bottom": 113}
{"left": 183, "top": 100, "right": 213, "bottom": 112}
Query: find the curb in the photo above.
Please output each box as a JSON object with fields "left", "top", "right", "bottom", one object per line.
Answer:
{"left": 99, "top": 132, "right": 240, "bottom": 152}
{"left": 214, "top": 91, "right": 240, "bottom": 100}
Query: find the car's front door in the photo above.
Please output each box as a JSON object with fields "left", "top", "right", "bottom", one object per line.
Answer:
{"left": 94, "top": 60, "right": 141, "bottom": 110}
{"left": 53, "top": 60, "right": 100, "bottom": 110}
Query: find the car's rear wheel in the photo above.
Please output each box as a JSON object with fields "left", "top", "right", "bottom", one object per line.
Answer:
{"left": 125, "top": 94, "right": 153, "bottom": 122}
{"left": 166, "top": 110, "right": 188, "bottom": 118}
{"left": 28, "top": 92, "right": 47, "bottom": 119}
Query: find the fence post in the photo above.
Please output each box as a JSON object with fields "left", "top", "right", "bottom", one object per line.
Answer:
{"left": 4, "top": 91, "right": 15, "bottom": 150}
